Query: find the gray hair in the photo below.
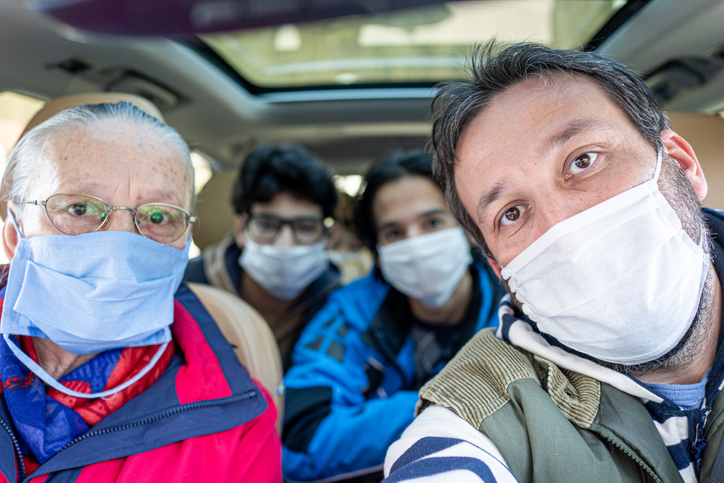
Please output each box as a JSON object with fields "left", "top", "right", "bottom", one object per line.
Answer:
{"left": 5, "top": 101, "right": 194, "bottom": 206}
{"left": 432, "top": 41, "right": 669, "bottom": 256}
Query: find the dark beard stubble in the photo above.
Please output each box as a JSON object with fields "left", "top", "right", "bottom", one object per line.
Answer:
{"left": 502, "top": 154, "right": 716, "bottom": 376}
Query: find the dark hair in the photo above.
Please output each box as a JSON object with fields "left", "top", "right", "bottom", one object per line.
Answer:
{"left": 354, "top": 149, "right": 438, "bottom": 252}
{"left": 432, "top": 41, "right": 669, "bottom": 256}
{"left": 232, "top": 143, "right": 338, "bottom": 218}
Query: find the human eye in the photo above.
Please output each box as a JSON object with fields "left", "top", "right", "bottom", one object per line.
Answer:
{"left": 43, "top": 195, "right": 108, "bottom": 235}
{"left": 145, "top": 206, "right": 176, "bottom": 225}
{"left": 424, "top": 216, "right": 444, "bottom": 231}
{"left": 253, "top": 217, "right": 279, "bottom": 232}
{"left": 137, "top": 205, "right": 187, "bottom": 231}
{"left": 499, "top": 205, "right": 528, "bottom": 227}
{"left": 65, "top": 200, "right": 105, "bottom": 220}
{"left": 380, "top": 227, "right": 402, "bottom": 243}
{"left": 296, "top": 220, "right": 320, "bottom": 233}
{"left": 566, "top": 152, "right": 599, "bottom": 178}
{"left": 136, "top": 205, "right": 189, "bottom": 243}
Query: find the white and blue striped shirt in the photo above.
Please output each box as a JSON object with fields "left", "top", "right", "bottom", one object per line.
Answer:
{"left": 384, "top": 405, "right": 518, "bottom": 483}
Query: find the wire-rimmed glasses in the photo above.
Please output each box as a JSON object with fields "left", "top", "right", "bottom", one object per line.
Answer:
{"left": 20, "top": 193, "right": 197, "bottom": 244}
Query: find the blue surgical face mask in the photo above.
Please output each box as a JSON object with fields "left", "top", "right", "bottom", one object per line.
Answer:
{"left": 1, "top": 212, "right": 189, "bottom": 355}
{"left": 0, "top": 212, "right": 189, "bottom": 398}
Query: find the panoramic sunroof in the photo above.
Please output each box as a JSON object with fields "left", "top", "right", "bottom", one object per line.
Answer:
{"left": 201, "top": 0, "right": 634, "bottom": 91}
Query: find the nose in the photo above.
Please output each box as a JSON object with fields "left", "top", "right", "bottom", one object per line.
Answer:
{"left": 405, "top": 225, "right": 424, "bottom": 240}
{"left": 273, "top": 224, "right": 297, "bottom": 247}
{"left": 534, "top": 190, "right": 596, "bottom": 240}
{"left": 102, "top": 207, "right": 139, "bottom": 234}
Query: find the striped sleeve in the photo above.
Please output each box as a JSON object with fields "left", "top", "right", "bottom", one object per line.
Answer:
{"left": 383, "top": 405, "right": 518, "bottom": 483}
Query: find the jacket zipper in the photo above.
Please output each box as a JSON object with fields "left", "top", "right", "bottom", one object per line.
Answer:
{"left": 0, "top": 414, "right": 26, "bottom": 482}
{"left": 594, "top": 425, "right": 662, "bottom": 483}
{"left": 7, "top": 390, "right": 257, "bottom": 482}
{"left": 57, "top": 390, "right": 257, "bottom": 455}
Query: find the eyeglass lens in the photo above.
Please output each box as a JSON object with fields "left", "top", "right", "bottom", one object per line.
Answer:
{"left": 248, "top": 215, "right": 324, "bottom": 244}
{"left": 44, "top": 193, "right": 192, "bottom": 244}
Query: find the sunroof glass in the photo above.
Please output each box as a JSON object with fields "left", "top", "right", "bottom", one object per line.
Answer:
{"left": 201, "top": 0, "right": 631, "bottom": 90}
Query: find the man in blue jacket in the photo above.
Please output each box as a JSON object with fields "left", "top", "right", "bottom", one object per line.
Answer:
{"left": 282, "top": 150, "right": 506, "bottom": 482}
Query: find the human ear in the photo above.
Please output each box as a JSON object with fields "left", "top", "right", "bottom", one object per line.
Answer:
{"left": 487, "top": 257, "right": 503, "bottom": 281}
{"left": 660, "top": 129, "right": 707, "bottom": 201}
{"left": 3, "top": 204, "right": 20, "bottom": 262}
{"left": 233, "top": 213, "right": 247, "bottom": 249}
{"left": 325, "top": 222, "right": 340, "bottom": 249}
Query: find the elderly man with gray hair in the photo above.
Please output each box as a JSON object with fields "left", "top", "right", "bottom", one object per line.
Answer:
{"left": 0, "top": 101, "right": 281, "bottom": 481}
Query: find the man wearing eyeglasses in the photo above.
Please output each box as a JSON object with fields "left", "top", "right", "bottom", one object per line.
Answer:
{"left": 0, "top": 102, "right": 281, "bottom": 482}
{"left": 185, "top": 143, "right": 341, "bottom": 370}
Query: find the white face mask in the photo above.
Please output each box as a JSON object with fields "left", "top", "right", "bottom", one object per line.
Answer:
{"left": 378, "top": 227, "right": 472, "bottom": 308}
{"left": 500, "top": 150, "right": 708, "bottom": 365}
{"left": 239, "top": 238, "right": 328, "bottom": 301}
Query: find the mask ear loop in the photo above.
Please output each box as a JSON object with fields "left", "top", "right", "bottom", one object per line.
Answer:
{"left": 652, "top": 146, "right": 663, "bottom": 183}
{"left": 6, "top": 209, "right": 23, "bottom": 239}
{"left": 3, "top": 333, "right": 170, "bottom": 399}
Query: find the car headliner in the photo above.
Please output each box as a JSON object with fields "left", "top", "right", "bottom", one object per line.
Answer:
{"left": 1, "top": 0, "right": 723, "bottom": 248}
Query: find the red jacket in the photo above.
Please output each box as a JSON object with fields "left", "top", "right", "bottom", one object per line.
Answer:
{"left": 0, "top": 283, "right": 282, "bottom": 482}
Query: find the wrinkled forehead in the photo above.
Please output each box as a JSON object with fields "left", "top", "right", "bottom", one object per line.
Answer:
{"left": 455, "top": 74, "right": 639, "bottom": 178}
{"left": 30, "top": 120, "right": 193, "bottom": 206}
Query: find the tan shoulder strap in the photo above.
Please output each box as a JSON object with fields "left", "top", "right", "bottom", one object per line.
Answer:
{"left": 187, "top": 282, "right": 284, "bottom": 435}
{"left": 202, "top": 237, "right": 238, "bottom": 294}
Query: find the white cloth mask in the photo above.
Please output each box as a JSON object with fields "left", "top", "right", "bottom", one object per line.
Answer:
{"left": 239, "top": 238, "right": 328, "bottom": 301}
{"left": 500, "top": 150, "right": 708, "bottom": 365}
{"left": 378, "top": 227, "right": 472, "bottom": 308}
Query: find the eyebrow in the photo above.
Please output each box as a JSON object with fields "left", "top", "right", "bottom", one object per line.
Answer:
{"left": 476, "top": 181, "right": 506, "bottom": 226}
{"left": 537, "top": 118, "right": 599, "bottom": 159}
{"left": 475, "top": 118, "right": 601, "bottom": 226}
{"left": 378, "top": 208, "right": 449, "bottom": 232}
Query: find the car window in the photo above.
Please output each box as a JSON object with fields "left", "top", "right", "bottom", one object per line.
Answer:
{"left": 201, "top": 0, "right": 630, "bottom": 90}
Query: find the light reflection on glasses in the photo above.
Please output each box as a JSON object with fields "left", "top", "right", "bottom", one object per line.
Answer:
{"left": 20, "top": 193, "right": 197, "bottom": 245}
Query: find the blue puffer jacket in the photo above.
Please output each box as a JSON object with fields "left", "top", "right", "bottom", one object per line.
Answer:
{"left": 282, "top": 260, "right": 505, "bottom": 482}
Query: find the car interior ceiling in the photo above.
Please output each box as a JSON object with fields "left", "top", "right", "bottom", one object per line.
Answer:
{"left": 0, "top": 0, "right": 723, "bottom": 251}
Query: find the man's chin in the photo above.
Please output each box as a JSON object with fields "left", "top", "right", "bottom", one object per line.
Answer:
{"left": 560, "top": 264, "right": 713, "bottom": 377}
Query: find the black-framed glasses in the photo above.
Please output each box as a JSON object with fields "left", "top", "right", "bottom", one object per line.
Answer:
{"left": 20, "top": 193, "right": 197, "bottom": 245}
{"left": 246, "top": 215, "right": 329, "bottom": 245}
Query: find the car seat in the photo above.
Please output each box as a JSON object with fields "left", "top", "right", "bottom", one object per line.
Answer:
{"left": 187, "top": 282, "right": 284, "bottom": 433}
{"left": 5, "top": 93, "right": 286, "bottom": 433}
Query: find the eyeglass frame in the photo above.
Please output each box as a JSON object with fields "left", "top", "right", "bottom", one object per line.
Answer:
{"left": 244, "top": 214, "right": 333, "bottom": 245}
{"left": 18, "top": 193, "right": 198, "bottom": 245}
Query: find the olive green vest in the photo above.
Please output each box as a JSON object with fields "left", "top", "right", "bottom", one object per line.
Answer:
{"left": 418, "top": 328, "right": 724, "bottom": 483}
